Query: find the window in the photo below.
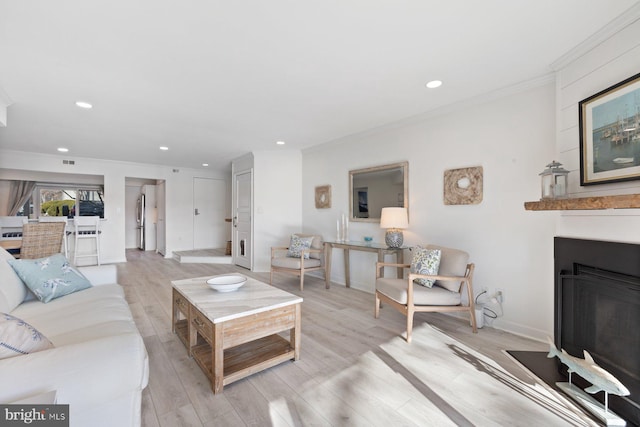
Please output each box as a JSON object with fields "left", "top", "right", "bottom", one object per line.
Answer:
{"left": 74, "top": 189, "right": 104, "bottom": 217}
{"left": 15, "top": 199, "right": 32, "bottom": 217}
{"left": 37, "top": 186, "right": 104, "bottom": 218}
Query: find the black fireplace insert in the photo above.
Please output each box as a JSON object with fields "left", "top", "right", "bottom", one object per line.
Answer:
{"left": 554, "top": 237, "right": 640, "bottom": 425}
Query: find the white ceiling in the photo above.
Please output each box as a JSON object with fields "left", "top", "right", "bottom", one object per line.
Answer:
{"left": 1, "top": 1, "right": 638, "bottom": 171}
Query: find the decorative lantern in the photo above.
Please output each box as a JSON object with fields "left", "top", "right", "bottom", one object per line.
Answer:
{"left": 539, "top": 160, "right": 569, "bottom": 200}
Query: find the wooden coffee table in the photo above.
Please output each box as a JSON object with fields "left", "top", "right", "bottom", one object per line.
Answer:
{"left": 171, "top": 275, "right": 302, "bottom": 394}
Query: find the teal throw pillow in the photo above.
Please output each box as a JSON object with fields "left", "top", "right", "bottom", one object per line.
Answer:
{"left": 287, "top": 235, "right": 314, "bottom": 259}
{"left": 8, "top": 254, "right": 92, "bottom": 303}
{"left": 410, "top": 247, "right": 441, "bottom": 287}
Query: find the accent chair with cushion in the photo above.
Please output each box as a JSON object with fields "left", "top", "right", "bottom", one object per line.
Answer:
{"left": 270, "top": 234, "right": 327, "bottom": 290}
{"left": 38, "top": 216, "right": 71, "bottom": 258}
{"left": 374, "top": 244, "right": 477, "bottom": 343}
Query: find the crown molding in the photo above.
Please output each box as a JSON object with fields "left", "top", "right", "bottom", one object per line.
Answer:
{"left": 550, "top": 2, "right": 640, "bottom": 71}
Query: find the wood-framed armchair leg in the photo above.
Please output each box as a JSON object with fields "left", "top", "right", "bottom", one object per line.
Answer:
{"left": 374, "top": 292, "right": 380, "bottom": 318}
{"left": 469, "top": 307, "right": 478, "bottom": 333}
{"left": 465, "top": 265, "right": 478, "bottom": 333}
{"left": 406, "top": 306, "right": 415, "bottom": 343}
{"left": 300, "top": 270, "right": 304, "bottom": 291}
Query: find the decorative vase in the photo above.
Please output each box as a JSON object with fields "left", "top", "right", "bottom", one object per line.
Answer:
{"left": 336, "top": 213, "right": 349, "bottom": 242}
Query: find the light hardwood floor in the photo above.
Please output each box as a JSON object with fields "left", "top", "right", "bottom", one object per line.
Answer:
{"left": 120, "top": 250, "right": 553, "bottom": 427}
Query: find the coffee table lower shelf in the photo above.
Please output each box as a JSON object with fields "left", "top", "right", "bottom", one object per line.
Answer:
{"left": 175, "top": 319, "right": 189, "bottom": 348}
{"left": 191, "top": 334, "right": 295, "bottom": 386}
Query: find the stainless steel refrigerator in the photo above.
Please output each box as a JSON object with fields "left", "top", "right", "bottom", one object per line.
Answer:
{"left": 136, "top": 193, "right": 145, "bottom": 250}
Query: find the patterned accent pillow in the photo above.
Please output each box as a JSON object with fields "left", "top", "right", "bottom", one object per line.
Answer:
{"left": 8, "top": 254, "right": 92, "bottom": 303}
{"left": 410, "top": 247, "right": 442, "bottom": 287}
{"left": 287, "top": 235, "right": 314, "bottom": 259}
{"left": 0, "top": 313, "right": 54, "bottom": 359}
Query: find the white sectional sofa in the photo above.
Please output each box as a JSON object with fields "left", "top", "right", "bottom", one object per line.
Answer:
{"left": 0, "top": 247, "right": 149, "bottom": 427}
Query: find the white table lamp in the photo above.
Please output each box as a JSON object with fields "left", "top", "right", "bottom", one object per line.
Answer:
{"left": 380, "top": 207, "right": 408, "bottom": 248}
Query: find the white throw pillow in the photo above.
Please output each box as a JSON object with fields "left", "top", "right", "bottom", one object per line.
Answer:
{"left": 0, "top": 248, "right": 28, "bottom": 313}
{"left": 0, "top": 312, "right": 54, "bottom": 359}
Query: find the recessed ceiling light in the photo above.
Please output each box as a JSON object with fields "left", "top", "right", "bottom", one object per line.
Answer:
{"left": 57, "top": 147, "right": 69, "bottom": 152}
{"left": 75, "top": 101, "right": 93, "bottom": 109}
{"left": 426, "top": 80, "right": 443, "bottom": 89}
{"left": 276, "top": 141, "right": 285, "bottom": 145}
{"left": 159, "top": 146, "right": 169, "bottom": 151}
{"left": 202, "top": 163, "right": 209, "bottom": 167}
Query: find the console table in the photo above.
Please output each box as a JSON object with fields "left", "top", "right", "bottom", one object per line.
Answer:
{"left": 324, "top": 241, "right": 406, "bottom": 288}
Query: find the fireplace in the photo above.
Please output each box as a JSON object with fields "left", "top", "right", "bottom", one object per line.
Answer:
{"left": 554, "top": 237, "right": 640, "bottom": 425}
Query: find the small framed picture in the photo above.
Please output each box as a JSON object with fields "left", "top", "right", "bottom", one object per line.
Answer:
{"left": 315, "top": 185, "right": 331, "bottom": 209}
{"left": 443, "top": 166, "right": 483, "bottom": 205}
{"left": 579, "top": 72, "right": 640, "bottom": 185}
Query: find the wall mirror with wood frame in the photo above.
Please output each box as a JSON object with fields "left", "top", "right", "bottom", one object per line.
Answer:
{"left": 349, "top": 161, "right": 408, "bottom": 222}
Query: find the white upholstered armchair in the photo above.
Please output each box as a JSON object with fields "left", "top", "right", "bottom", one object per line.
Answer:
{"left": 270, "top": 234, "right": 327, "bottom": 291}
{"left": 375, "top": 244, "right": 477, "bottom": 343}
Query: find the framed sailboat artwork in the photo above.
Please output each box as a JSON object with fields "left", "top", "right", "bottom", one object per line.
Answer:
{"left": 579, "top": 72, "right": 640, "bottom": 185}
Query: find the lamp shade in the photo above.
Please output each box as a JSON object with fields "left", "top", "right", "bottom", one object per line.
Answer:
{"left": 380, "top": 207, "right": 408, "bottom": 229}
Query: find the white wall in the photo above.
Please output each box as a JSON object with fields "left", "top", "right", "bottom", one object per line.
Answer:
{"left": 0, "top": 149, "right": 229, "bottom": 263}
{"left": 303, "top": 82, "right": 558, "bottom": 340}
{"left": 252, "top": 150, "right": 303, "bottom": 272}
{"left": 300, "top": 9, "right": 640, "bottom": 342}
{"left": 0, "top": 180, "right": 10, "bottom": 215}
{"left": 555, "top": 14, "right": 640, "bottom": 242}
{"left": 0, "top": 87, "right": 10, "bottom": 127}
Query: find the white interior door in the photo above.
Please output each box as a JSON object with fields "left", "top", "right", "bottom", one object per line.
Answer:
{"left": 233, "top": 170, "right": 252, "bottom": 269}
{"left": 193, "top": 178, "right": 226, "bottom": 250}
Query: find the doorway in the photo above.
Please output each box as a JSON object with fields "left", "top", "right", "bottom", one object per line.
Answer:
{"left": 124, "top": 178, "right": 158, "bottom": 250}
{"left": 156, "top": 180, "right": 166, "bottom": 255}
